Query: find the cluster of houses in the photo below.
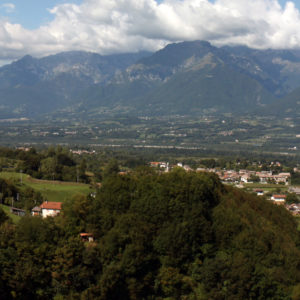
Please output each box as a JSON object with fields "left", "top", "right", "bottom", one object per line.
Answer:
{"left": 70, "top": 149, "right": 96, "bottom": 155}
{"left": 211, "top": 169, "right": 291, "bottom": 185}
{"left": 150, "top": 161, "right": 191, "bottom": 172}
{"left": 149, "top": 161, "right": 300, "bottom": 215}
{"left": 150, "top": 161, "right": 291, "bottom": 185}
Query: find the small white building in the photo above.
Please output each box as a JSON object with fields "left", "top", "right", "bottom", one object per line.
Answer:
{"left": 271, "top": 195, "right": 286, "bottom": 204}
{"left": 241, "top": 174, "right": 250, "bottom": 183}
{"left": 80, "top": 233, "right": 94, "bottom": 242}
{"left": 39, "top": 201, "right": 62, "bottom": 218}
{"left": 254, "top": 189, "right": 264, "bottom": 196}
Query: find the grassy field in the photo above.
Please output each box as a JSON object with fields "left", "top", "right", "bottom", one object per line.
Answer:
{"left": 0, "top": 204, "right": 21, "bottom": 224}
{"left": 0, "top": 172, "right": 93, "bottom": 202}
{"left": 243, "top": 183, "right": 288, "bottom": 193}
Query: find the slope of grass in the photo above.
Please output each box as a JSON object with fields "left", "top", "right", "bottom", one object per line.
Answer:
{"left": 0, "top": 204, "right": 22, "bottom": 224}
{"left": 26, "top": 179, "right": 92, "bottom": 202}
{"left": 0, "top": 172, "right": 92, "bottom": 202}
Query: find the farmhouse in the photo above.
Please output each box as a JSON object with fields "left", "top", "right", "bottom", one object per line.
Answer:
{"left": 39, "top": 201, "right": 62, "bottom": 218}
{"left": 10, "top": 207, "right": 26, "bottom": 217}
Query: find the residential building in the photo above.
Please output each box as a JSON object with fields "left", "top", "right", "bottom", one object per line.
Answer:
{"left": 39, "top": 201, "right": 62, "bottom": 218}
{"left": 271, "top": 195, "right": 287, "bottom": 204}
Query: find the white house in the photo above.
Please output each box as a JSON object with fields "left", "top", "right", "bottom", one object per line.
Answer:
{"left": 254, "top": 189, "right": 264, "bottom": 196}
{"left": 241, "top": 174, "right": 250, "bottom": 183}
{"left": 40, "top": 201, "right": 62, "bottom": 218}
{"left": 271, "top": 195, "right": 286, "bottom": 204}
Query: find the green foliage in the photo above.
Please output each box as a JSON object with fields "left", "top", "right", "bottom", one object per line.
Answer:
{"left": 249, "top": 174, "right": 260, "bottom": 182}
{"left": 103, "top": 158, "right": 120, "bottom": 178}
{"left": 0, "top": 169, "right": 299, "bottom": 299}
{"left": 13, "top": 146, "right": 81, "bottom": 182}
{"left": 60, "top": 193, "right": 93, "bottom": 235}
{"left": 286, "top": 193, "right": 300, "bottom": 204}
{"left": 291, "top": 172, "right": 300, "bottom": 185}
{"left": 0, "top": 206, "right": 8, "bottom": 225}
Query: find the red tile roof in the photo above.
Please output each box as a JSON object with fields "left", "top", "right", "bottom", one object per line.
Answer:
{"left": 80, "top": 233, "right": 93, "bottom": 237}
{"left": 272, "top": 195, "right": 287, "bottom": 199}
{"left": 40, "top": 201, "right": 62, "bottom": 210}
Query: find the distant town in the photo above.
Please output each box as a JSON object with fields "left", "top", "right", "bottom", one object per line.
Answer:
{"left": 150, "top": 161, "right": 300, "bottom": 216}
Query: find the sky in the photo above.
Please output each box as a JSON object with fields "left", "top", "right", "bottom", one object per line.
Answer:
{"left": 0, "top": 0, "right": 300, "bottom": 64}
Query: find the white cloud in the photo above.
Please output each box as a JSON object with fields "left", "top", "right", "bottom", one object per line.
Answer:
{"left": 1, "top": 3, "right": 15, "bottom": 14}
{"left": 1, "top": 0, "right": 300, "bottom": 61}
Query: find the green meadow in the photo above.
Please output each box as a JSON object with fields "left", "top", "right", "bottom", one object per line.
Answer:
{"left": 243, "top": 183, "right": 288, "bottom": 193}
{"left": 0, "top": 204, "right": 21, "bottom": 223}
{"left": 0, "top": 172, "right": 92, "bottom": 202}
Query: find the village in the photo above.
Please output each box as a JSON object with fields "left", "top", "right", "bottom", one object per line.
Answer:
{"left": 150, "top": 161, "right": 300, "bottom": 216}
{"left": 150, "top": 161, "right": 292, "bottom": 185}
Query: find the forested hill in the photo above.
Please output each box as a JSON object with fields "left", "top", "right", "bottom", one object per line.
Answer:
{"left": 0, "top": 168, "right": 300, "bottom": 299}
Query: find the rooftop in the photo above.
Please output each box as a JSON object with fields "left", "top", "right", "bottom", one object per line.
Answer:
{"left": 40, "top": 201, "right": 62, "bottom": 210}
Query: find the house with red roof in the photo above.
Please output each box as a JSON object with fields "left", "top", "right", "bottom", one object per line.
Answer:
{"left": 271, "top": 194, "right": 286, "bottom": 204}
{"left": 39, "top": 201, "right": 62, "bottom": 218}
{"left": 80, "top": 233, "right": 94, "bottom": 242}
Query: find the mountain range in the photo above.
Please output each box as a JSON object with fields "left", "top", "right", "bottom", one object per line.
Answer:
{"left": 1, "top": 41, "right": 300, "bottom": 118}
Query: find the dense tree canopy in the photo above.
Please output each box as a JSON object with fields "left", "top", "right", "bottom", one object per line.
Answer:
{"left": 0, "top": 169, "right": 299, "bottom": 299}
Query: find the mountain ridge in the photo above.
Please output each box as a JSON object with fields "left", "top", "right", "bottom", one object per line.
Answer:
{"left": 1, "top": 41, "right": 300, "bottom": 118}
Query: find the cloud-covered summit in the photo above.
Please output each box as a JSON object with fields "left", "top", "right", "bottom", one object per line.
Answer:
{"left": 1, "top": 0, "right": 300, "bottom": 62}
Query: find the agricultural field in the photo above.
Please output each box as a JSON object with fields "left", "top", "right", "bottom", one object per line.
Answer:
{"left": 0, "top": 115, "right": 300, "bottom": 157}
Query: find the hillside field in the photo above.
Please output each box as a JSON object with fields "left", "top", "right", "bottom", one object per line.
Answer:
{"left": 0, "top": 204, "right": 21, "bottom": 223}
{"left": 0, "top": 171, "right": 92, "bottom": 202}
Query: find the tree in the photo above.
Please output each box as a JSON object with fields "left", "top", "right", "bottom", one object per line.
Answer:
{"left": 286, "top": 193, "right": 300, "bottom": 204}
{"left": 78, "top": 159, "right": 88, "bottom": 183}
{"left": 103, "top": 159, "right": 120, "bottom": 178}
{"left": 40, "top": 157, "right": 58, "bottom": 180}
{"left": 0, "top": 207, "right": 8, "bottom": 225}
{"left": 249, "top": 174, "right": 260, "bottom": 182}
{"left": 60, "top": 194, "right": 92, "bottom": 235}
